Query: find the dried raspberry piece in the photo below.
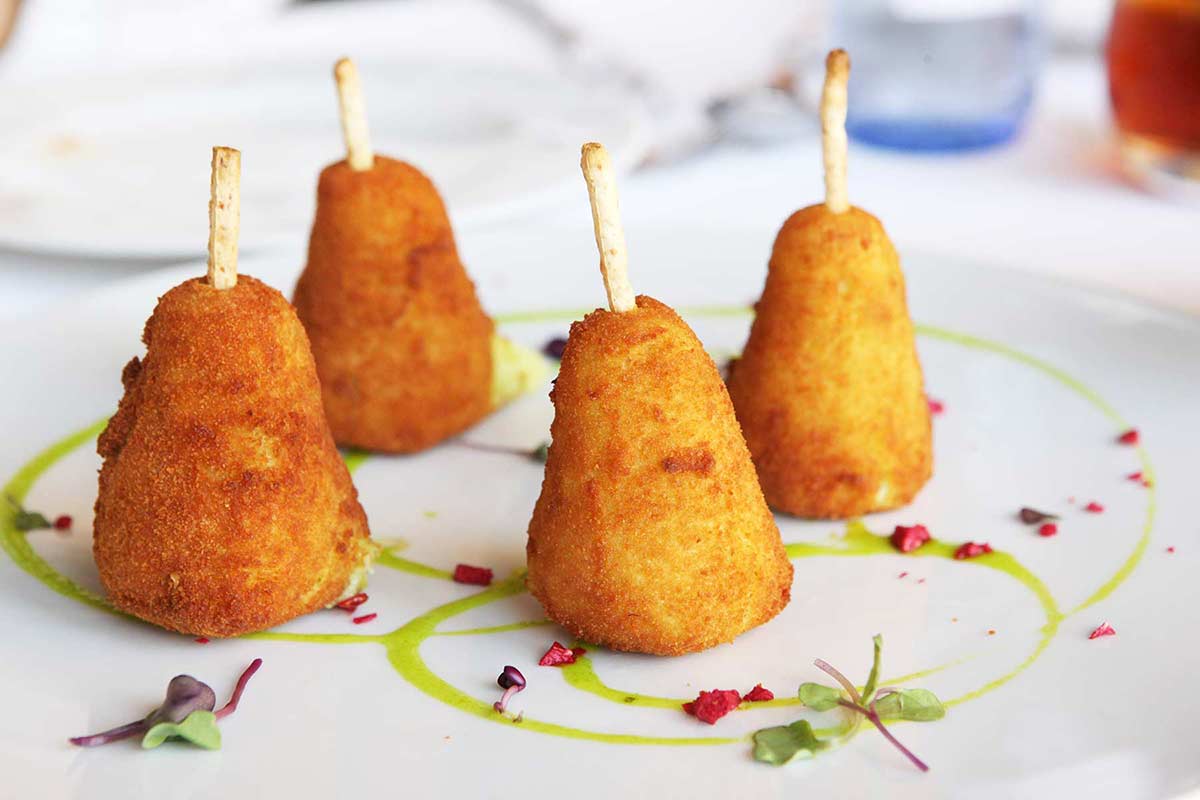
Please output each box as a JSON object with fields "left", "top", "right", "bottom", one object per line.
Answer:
{"left": 336, "top": 592, "right": 368, "bottom": 611}
{"left": 1088, "top": 622, "right": 1116, "bottom": 639}
{"left": 1167, "top": 546, "right": 1176, "bottom": 554}
{"left": 682, "top": 689, "right": 742, "bottom": 724}
{"left": 954, "top": 541, "right": 993, "bottom": 560}
{"left": 53, "top": 514, "right": 72, "bottom": 531}
{"left": 453, "top": 564, "right": 493, "bottom": 586}
{"left": 539, "top": 641, "right": 586, "bottom": 667}
{"left": 352, "top": 613, "right": 377, "bottom": 625}
{"left": 890, "top": 524, "right": 931, "bottom": 553}
{"left": 927, "top": 397, "right": 945, "bottom": 415}
{"left": 1083, "top": 502, "right": 1104, "bottom": 514}
{"left": 1117, "top": 429, "right": 1139, "bottom": 445}
{"left": 1038, "top": 523, "right": 1058, "bottom": 537}
{"left": 742, "top": 684, "right": 774, "bottom": 703}
{"left": 194, "top": 637, "right": 210, "bottom": 644}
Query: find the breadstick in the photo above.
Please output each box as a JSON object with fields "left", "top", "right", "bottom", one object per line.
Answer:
{"left": 206, "top": 146, "right": 240, "bottom": 290}
{"left": 821, "top": 49, "right": 850, "bottom": 214}
{"left": 334, "top": 57, "right": 374, "bottom": 171}
{"left": 580, "top": 142, "right": 635, "bottom": 313}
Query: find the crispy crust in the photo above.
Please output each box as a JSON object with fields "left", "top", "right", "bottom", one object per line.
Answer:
{"left": 293, "top": 156, "right": 494, "bottom": 453}
{"left": 727, "top": 205, "right": 932, "bottom": 518}
{"left": 93, "top": 275, "right": 373, "bottom": 637}
{"left": 526, "top": 296, "right": 793, "bottom": 656}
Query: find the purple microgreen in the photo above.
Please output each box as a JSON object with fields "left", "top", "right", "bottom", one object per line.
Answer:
{"left": 1018, "top": 507, "right": 1059, "bottom": 524}
{"left": 493, "top": 665, "right": 526, "bottom": 714}
{"left": 758, "top": 636, "right": 943, "bottom": 772}
{"left": 542, "top": 337, "right": 568, "bottom": 360}
{"left": 70, "top": 659, "right": 261, "bottom": 749}
{"left": 215, "top": 658, "right": 262, "bottom": 721}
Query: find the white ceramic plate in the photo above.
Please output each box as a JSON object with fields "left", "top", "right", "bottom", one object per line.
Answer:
{"left": 1, "top": 224, "right": 1198, "bottom": 800}
{"left": 0, "top": 59, "right": 647, "bottom": 259}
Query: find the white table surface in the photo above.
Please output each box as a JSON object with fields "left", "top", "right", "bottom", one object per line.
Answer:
{"left": 0, "top": 55, "right": 1194, "bottom": 320}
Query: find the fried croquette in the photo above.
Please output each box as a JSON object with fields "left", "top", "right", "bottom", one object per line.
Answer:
{"left": 93, "top": 275, "right": 375, "bottom": 638}
{"left": 727, "top": 50, "right": 931, "bottom": 519}
{"left": 526, "top": 296, "right": 793, "bottom": 656}
{"left": 292, "top": 156, "right": 494, "bottom": 453}
{"left": 727, "top": 206, "right": 932, "bottom": 518}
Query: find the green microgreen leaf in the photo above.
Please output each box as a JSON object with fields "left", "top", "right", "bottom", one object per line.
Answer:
{"left": 798, "top": 682, "right": 841, "bottom": 711}
{"left": 6, "top": 495, "right": 51, "bottom": 531}
{"left": 862, "top": 634, "right": 883, "bottom": 703}
{"left": 142, "top": 710, "right": 221, "bottom": 750}
{"left": 530, "top": 442, "right": 550, "bottom": 463}
{"left": 874, "top": 689, "right": 946, "bottom": 722}
{"left": 752, "top": 720, "right": 827, "bottom": 765}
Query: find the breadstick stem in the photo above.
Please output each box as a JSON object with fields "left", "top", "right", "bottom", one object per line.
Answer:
{"left": 207, "top": 146, "right": 240, "bottom": 290}
{"left": 334, "top": 57, "right": 374, "bottom": 171}
{"left": 821, "top": 49, "right": 851, "bottom": 214}
{"left": 580, "top": 143, "right": 635, "bottom": 313}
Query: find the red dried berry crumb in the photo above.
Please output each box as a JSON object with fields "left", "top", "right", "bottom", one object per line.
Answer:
{"left": 538, "top": 641, "right": 586, "bottom": 667}
{"left": 1088, "top": 622, "right": 1116, "bottom": 640}
{"left": 352, "top": 613, "right": 377, "bottom": 625}
{"left": 917, "top": 578, "right": 926, "bottom": 584}
{"left": 890, "top": 524, "right": 931, "bottom": 553}
{"left": 742, "top": 684, "right": 774, "bottom": 703}
{"left": 194, "top": 637, "right": 210, "bottom": 644}
{"left": 1038, "top": 523, "right": 1058, "bottom": 537}
{"left": 927, "top": 397, "right": 945, "bottom": 415}
{"left": 954, "top": 541, "right": 993, "bottom": 560}
{"left": 682, "top": 690, "right": 742, "bottom": 724}
{"left": 898, "top": 571, "right": 909, "bottom": 579}
{"left": 453, "top": 564, "right": 493, "bottom": 586}
{"left": 53, "top": 514, "right": 72, "bottom": 531}
{"left": 1117, "top": 429, "right": 1139, "bottom": 445}
{"left": 336, "top": 592, "right": 368, "bottom": 612}
{"left": 1167, "top": 546, "right": 1176, "bottom": 554}
{"left": 1083, "top": 502, "right": 1105, "bottom": 514}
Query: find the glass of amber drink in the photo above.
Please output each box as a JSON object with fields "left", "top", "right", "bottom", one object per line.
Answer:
{"left": 1106, "top": 0, "right": 1200, "bottom": 193}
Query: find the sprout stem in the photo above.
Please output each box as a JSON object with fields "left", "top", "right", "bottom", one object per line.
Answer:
{"left": 69, "top": 719, "right": 148, "bottom": 747}
{"left": 215, "top": 658, "right": 262, "bottom": 721}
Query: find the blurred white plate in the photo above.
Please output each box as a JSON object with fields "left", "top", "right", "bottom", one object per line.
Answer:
{"left": 1, "top": 223, "right": 1198, "bottom": 799}
{"left": 0, "top": 58, "right": 648, "bottom": 258}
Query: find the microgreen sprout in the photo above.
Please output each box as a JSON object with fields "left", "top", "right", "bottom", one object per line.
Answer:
{"left": 1018, "top": 507, "right": 1059, "bottom": 524}
{"left": 493, "top": 666, "right": 526, "bottom": 714}
{"left": 5, "top": 494, "right": 52, "bottom": 532}
{"left": 70, "top": 659, "right": 262, "bottom": 750}
{"left": 754, "top": 636, "right": 944, "bottom": 771}
{"left": 456, "top": 440, "right": 551, "bottom": 463}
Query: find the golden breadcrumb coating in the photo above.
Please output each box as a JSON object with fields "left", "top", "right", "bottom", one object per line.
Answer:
{"left": 527, "top": 296, "right": 792, "bottom": 656}
{"left": 727, "top": 204, "right": 932, "bottom": 519}
{"left": 93, "top": 275, "right": 374, "bottom": 637}
{"left": 293, "top": 156, "right": 493, "bottom": 453}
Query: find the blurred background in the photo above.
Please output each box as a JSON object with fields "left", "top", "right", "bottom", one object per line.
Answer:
{"left": 0, "top": 0, "right": 1195, "bottom": 313}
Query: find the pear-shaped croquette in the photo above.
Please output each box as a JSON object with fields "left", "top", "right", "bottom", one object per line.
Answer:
{"left": 727, "top": 205, "right": 932, "bottom": 518}
{"left": 94, "top": 276, "right": 375, "bottom": 637}
{"left": 293, "top": 156, "right": 494, "bottom": 453}
{"left": 527, "top": 296, "right": 793, "bottom": 656}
